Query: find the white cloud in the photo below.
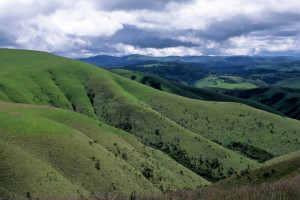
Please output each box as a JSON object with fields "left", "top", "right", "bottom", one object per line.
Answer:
{"left": 28, "top": 2, "right": 123, "bottom": 37}
{"left": 0, "top": 0, "right": 299, "bottom": 57}
{"left": 223, "top": 35, "right": 300, "bottom": 55}
{"left": 114, "top": 43, "right": 202, "bottom": 56}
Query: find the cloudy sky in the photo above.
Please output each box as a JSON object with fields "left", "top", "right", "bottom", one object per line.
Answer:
{"left": 0, "top": 0, "right": 299, "bottom": 58}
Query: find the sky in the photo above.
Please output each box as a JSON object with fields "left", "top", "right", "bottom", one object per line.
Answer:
{"left": 0, "top": 0, "right": 299, "bottom": 58}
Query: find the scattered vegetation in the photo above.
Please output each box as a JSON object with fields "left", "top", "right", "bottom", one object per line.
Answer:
{"left": 0, "top": 49, "right": 299, "bottom": 199}
{"left": 226, "top": 141, "right": 274, "bottom": 163}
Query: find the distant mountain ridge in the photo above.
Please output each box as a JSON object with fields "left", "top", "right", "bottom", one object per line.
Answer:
{"left": 79, "top": 55, "right": 300, "bottom": 88}
{"left": 79, "top": 54, "right": 300, "bottom": 68}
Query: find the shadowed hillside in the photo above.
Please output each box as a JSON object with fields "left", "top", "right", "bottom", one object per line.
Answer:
{"left": 110, "top": 69, "right": 283, "bottom": 117}
{"left": 220, "top": 87, "right": 300, "bottom": 120}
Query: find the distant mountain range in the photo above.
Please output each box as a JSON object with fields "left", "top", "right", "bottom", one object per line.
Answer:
{"left": 80, "top": 54, "right": 300, "bottom": 90}
{"left": 79, "top": 54, "right": 300, "bottom": 69}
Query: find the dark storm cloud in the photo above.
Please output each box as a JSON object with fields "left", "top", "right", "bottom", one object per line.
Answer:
{"left": 0, "top": 31, "right": 17, "bottom": 47}
{"left": 0, "top": 0, "right": 299, "bottom": 57}
{"left": 106, "top": 25, "right": 195, "bottom": 48}
{"left": 99, "top": 0, "right": 193, "bottom": 11}
{"left": 189, "top": 12, "right": 300, "bottom": 42}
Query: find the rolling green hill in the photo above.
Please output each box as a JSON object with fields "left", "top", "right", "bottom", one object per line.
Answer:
{"left": 110, "top": 62, "right": 209, "bottom": 85}
{"left": 110, "top": 69, "right": 282, "bottom": 117}
{"left": 214, "top": 151, "right": 300, "bottom": 189}
{"left": 0, "top": 101, "right": 209, "bottom": 199}
{"left": 222, "top": 87, "right": 300, "bottom": 120}
{"left": 273, "top": 78, "right": 300, "bottom": 89}
{"left": 195, "top": 75, "right": 257, "bottom": 89}
{"left": 1, "top": 49, "right": 299, "bottom": 198}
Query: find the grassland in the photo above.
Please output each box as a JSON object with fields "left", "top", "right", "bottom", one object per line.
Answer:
{"left": 111, "top": 69, "right": 282, "bottom": 116}
{"left": 0, "top": 49, "right": 299, "bottom": 199}
{"left": 214, "top": 152, "right": 300, "bottom": 189}
{"left": 223, "top": 87, "right": 300, "bottom": 120}
{"left": 109, "top": 62, "right": 209, "bottom": 85}
{"left": 195, "top": 75, "right": 257, "bottom": 89}
{"left": 0, "top": 101, "right": 209, "bottom": 199}
{"left": 89, "top": 151, "right": 300, "bottom": 199}
{"left": 273, "top": 78, "right": 300, "bottom": 89}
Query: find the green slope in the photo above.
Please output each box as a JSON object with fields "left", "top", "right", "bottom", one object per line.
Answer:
{"left": 109, "top": 70, "right": 299, "bottom": 156}
{"left": 109, "top": 62, "right": 209, "bottom": 85}
{"left": 110, "top": 69, "right": 283, "bottom": 117}
{"left": 195, "top": 75, "right": 257, "bottom": 89}
{"left": 214, "top": 151, "right": 300, "bottom": 189}
{"left": 0, "top": 101, "right": 208, "bottom": 199}
{"left": 0, "top": 49, "right": 299, "bottom": 198}
{"left": 0, "top": 49, "right": 260, "bottom": 182}
{"left": 223, "top": 87, "right": 300, "bottom": 120}
{"left": 273, "top": 78, "right": 300, "bottom": 89}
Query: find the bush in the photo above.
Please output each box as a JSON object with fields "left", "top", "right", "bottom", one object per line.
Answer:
{"left": 95, "top": 162, "right": 100, "bottom": 170}
{"left": 227, "top": 141, "right": 274, "bottom": 162}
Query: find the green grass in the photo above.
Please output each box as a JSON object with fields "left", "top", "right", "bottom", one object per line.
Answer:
{"left": 109, "top": 62, "right": 209, "bottom": 85}
{"left": 273, "top": 78, "right": 300, "bottom": 89}
{"left": 214, "top": 153, "right": 300, "bottom": 189}
{"left": 264, "top": 151, "right": 300, "bottom": 165}
{"left": 195, "top": 76, "right": 257, "bottom": 89}
{"left": 0, "top": 101, "right": 208, "bottom": 199}
{"left": 110, "top": 71, "right": 299, "bottom": 157}
{"left": 0, "top": 49, "right": 299, "bottom": 198}
{"left": 223, "top": 87, "right": 300, "bottom": 120}
{"left": 111, "top": 69, "right": 283, "bottom": 117}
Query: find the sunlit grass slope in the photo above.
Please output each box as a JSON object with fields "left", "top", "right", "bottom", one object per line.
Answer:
{"left": 0, "top": 101, "right": 209, "bottom": 199}
{"left": 110, "top": 69, "right": 282, "bottom": 116}
{"left": 0, "top": 49, "right": 299, "bottom": 197}
{"left": 195, "top": 75, "right": 257, "bottom": 89}
{"left": 214, "top": 151, "right": 300, "bottom": 189}
{"left": 0, "top": 49, "right": 260, "bottom": 183}
{"left": 113, "top": 75, "right": 300, "bottom": 157}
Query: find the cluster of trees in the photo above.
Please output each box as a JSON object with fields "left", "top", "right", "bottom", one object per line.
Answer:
{"left": 227, "top": 141, "right": 274, "bottom": 163}
{"left": 148, "top": 139, "right": 226, "bottom": 182}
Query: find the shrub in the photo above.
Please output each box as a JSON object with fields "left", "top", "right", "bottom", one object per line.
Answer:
{"left": 95, "top": 162, "right": 100, "bottom": 170}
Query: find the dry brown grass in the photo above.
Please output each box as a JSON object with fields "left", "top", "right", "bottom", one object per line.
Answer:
{"left": 111, "top": 175, "right": 299, "bottom": 200}
{"left": 15, "top": 175, "right": 297, "bottom": 200}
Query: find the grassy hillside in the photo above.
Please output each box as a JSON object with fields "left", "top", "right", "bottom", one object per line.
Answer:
{"left": 273, "top": 78, "right": 300, "bottom": 89}
{"left": 214, "top": 151, "right": 300, "bottom": 189}
{"left": 223, "top": 87, "right": 300, "bottom": 120}
{"left": 109, "top": 70, "right": 299, "bottom": 157}
{"left": 264, "top": 151, "right": 300, "bottom": 165}
{"left": 0, "top": 101, "right": 209, "bottom": 199}
{"left": 1, "top": 49, "right": 299, "bottom": 198}
{"left": 110, "top": 69, "right": 282, "bottom": 117}
{"left": 195, "top": 75, "right": 257, "bottom": 89}
{"left": 114, "top": 79, "right": 299, "bottom": 157}
{"left": 110, "top": 62, "right": 209, "bottom": 85}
